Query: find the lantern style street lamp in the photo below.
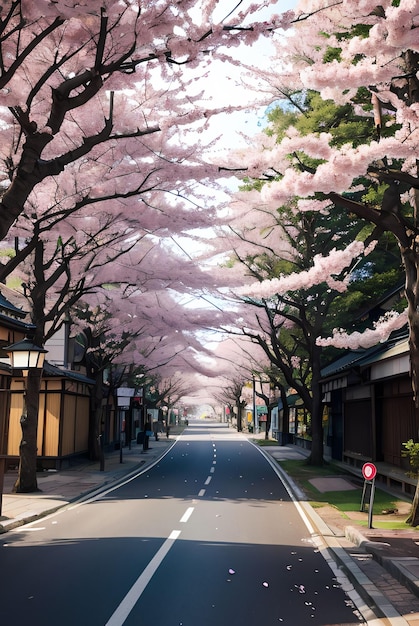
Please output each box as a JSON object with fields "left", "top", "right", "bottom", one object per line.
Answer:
{"left": 6, "top": 338, "right": 47, "bottom": 372}
{"left": 1, "top": 338, "right": 47, "bottom": 512}
{"left": 5, "top": 337, "right": 47, "bottom": 495}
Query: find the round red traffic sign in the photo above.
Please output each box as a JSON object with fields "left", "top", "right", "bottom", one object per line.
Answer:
{"left": 362, "top": 462, "right": 377, "bottom": 481}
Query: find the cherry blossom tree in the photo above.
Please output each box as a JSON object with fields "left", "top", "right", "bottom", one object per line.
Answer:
{"left": 6, "top": 229, "right": 145, "bottom": 490}
{"left": 220, "top": 0, "right": 419, "bottom": 519}
{"left": 0, "top": 195, "right": 156, "bottom": 486}
{"left": 0, "top": 1, "right": 300, "bottom": 490}
{"left": 212, "top": 375, "right": 246, "bottom": 431}
{"left": 0, "top": 0, "right": 296, "bottom": 240}
{"left": 1, "top": 194, "right": 243, "bottom": 485}
{"left": 221, "top": 202, "right": 375, "bottom": 462}
{"left": 148, "top": 374, "right": 193, "bottom": 434}
{"left": 196, "top": 335, "right": 269, "bottom": 430}
{"left": 231, "top": 0, "right": 418, "bottom": 369}
{"left": 213, "top": 90, "right": 403, "bottom": 461}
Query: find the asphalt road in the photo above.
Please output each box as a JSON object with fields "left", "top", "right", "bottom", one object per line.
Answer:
{"left": 0, "top": 422, "right": 365, "bottom": 625}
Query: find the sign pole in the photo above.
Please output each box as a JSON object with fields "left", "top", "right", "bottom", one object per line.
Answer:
{"left": 368, "top": 478, "right": 375, "bottom": 529}
{"left": 361, "top": 463, "right": 377, "bottom": 529}
{"left": 360, "top": 481, "right": 368, "bottom": 512}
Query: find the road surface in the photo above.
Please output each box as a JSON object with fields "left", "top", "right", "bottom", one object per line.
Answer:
{"left": 0, "top": 421, "right": 365, "bottom": 625}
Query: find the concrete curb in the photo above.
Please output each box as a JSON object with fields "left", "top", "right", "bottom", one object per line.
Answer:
{"left": 346, "top": 525, "right": 419, "bottom": 600}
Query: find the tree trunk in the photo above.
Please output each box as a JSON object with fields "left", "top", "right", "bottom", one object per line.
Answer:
{"left": 402, "top": 245, "right": 419, "bottom": 525}
{"left": 279, "top": 386, "right": 290, "bottom": 444}
{"left": 308, "top": 396, "right": 324, "bottom": 465}
{"left": 236, "top": 401, "right": 242, "bottom": 431}
{"left": 13, "top": 369, "right": 42, "bottom": 493}
{"left": 307, "top": 359, "right": 324, "bottom": 466}
{"left": 406, "top": 485, "right": 419, "bottom": 526}
{"left": 265, "top": 405, "right": 272, "bottom": 440}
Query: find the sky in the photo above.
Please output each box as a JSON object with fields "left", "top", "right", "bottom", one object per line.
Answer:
{"left": 171, "top": 0, "right": 299, "bottom": 254}
{"left": 175, "top": 1, "right": 299, "bottom": 407}
{"left": 171, "top": 0, "right": 300, "bottom": 294}
{"left": 184, "top": 0, "right": 299, "bottom": 150}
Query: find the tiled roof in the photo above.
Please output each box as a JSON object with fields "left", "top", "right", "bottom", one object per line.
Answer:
{"left": 320, "top": 349, "right": 370, "bottom": 379}
{"left": 320, "top": 332, "right": 409, "bottom": 380}
{"left": 0, "top": 290, "right": 26, "bottom": 318}
{"left": 43, "top": 362, "right": 95, "bottom": 384}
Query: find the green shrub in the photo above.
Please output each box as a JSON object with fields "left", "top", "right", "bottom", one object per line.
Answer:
{"left": 401, "top": 439, "right": 419, "bottom": 477}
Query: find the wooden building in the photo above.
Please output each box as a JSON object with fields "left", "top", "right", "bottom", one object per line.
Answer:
{"left": 320, "top": 331, "right": 418, "bottom": 494}
{"left": 6, "top": 363, "right": 93, "bottom": 470}
{"left": 0, "top": 288, "right": 94, "bottom": 471}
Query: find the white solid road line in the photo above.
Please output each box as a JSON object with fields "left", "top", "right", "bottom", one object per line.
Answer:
{"left": 105, "top": 530, "right": 181, "bottom": 626}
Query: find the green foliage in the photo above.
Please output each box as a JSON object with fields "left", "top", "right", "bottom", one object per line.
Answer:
{"left": 255, "top": 438, "right": 279, "bottom": 446}
{"left": 0, "top": 247, "right": 21, "bottom": 289}
{"left": 6, "top": 276, "right": 22, "bottom": 289}
{"left": 239, "top": 176, "right": 266, "bottom": 192}
{"left": 237, "top": 197, "right": 402, "bottom": 375}
{"left": 336, "top": 268, "right": 403, "bottom": 307}
{"left": 361, "top": 182, "right": 389, "bottom": 207}
{"left": 266, "top": 106, "right": 299, "bottom": 138}
{"left": 266, "top": 89, "right": 397, "bottom": 157}
{"left": 244, "top": 250, "right": 295, "bottom": 280}
{"left": 0, "top": 247, "right": 15, "bottom": 259}
{"left": 221, "top": 256, "right": 237, "bottom": 269}
{"left": 326, "top": 265, "right": 405, "bottom": 340}
{"left": 294, "top": 91, "right": 373, "bottom": 148}
{"left": 335, "top": 23, "right": 372, "bottom": 41}
{"left": 401, "top": 439, "right": 419, "bottom": 477}
{"left": 323, "top": 46, "right": 341, "bottom": 63}
{"left": 236, "top": 70, "right": 406, "bottom": 425}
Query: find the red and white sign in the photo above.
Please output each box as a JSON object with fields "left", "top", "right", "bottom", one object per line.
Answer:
{"left": 362, "top": 462, "right": 377, "bottom": 481}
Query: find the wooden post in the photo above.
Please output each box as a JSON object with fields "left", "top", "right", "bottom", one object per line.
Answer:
{"left": 0, "top": 456, "right": 5, "bottom": 516}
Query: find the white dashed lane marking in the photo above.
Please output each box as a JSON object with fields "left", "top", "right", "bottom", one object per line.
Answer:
{"left": 180, "top": 507, "right": 194, "bottom": 523}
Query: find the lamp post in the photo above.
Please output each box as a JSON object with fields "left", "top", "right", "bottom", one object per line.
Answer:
{"left": 6, "top": 338, "right": 47, "bottom": 494}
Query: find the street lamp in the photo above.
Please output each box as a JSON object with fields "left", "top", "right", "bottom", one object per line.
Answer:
{"left": 6, "top": 338, "right": 47, "bottom": 372}
{"left": 1, "top": 338, "right": 48, "bottom": 512}
{"left": 5, "top": 337, "right": 47, "bottom": 494}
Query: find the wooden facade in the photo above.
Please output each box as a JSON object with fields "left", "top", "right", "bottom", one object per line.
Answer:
{"left": 0, "top": 288, "right": 96, "bottom": 470}
{"left": 320, "top": 335, "right": 419, "bottom": 492}
{"left": 5, "top": 372, "right": 91, "bottom": 470}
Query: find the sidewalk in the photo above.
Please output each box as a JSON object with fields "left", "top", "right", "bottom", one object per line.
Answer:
{"left": 2, "top": 432, "right": 419, "bottom": 624}
{"left": 0, "top": 433, "right": 176, "bottom": 532}
{"left": 254, "top": 439, "right": 419, "bottom": 625}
